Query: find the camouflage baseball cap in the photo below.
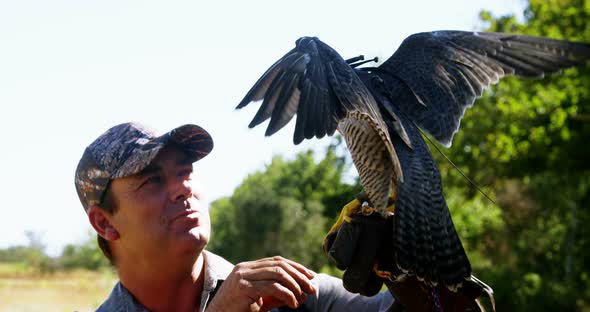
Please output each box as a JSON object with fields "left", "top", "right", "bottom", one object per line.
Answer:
{"left": 74, "top": 122, "right": 213, "bottom": 212}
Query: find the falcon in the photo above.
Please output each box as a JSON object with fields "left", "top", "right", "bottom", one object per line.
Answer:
{"left": 236, "top": 31, "right": 590, "bottom": 290}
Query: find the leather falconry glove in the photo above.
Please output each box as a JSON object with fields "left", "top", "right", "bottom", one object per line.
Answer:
{"left": 323, "top": 194, "right": 496, "bottom": 312}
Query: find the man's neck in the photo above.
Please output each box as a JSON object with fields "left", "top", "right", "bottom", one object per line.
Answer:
{"left": 117, "top": 252, "right": 205, "bottom": 312}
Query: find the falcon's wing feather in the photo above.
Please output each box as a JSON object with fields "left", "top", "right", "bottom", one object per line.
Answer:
{"left": 236, "top": 37, "right": 385, "bottom": 145}
{"left": 377, "top": 30, "right": 590, "bottom": 147}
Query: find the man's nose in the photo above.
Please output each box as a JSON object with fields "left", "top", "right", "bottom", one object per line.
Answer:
{"left": 170, "top": 178, "right": 193, "bottom": 203}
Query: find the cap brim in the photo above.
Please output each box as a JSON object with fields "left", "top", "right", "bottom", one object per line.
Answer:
{"left": 166, "top": 124, "right": 214, "bottom": 163}
{"left": 112, "top": 124, "right": 213, "bottom": 179}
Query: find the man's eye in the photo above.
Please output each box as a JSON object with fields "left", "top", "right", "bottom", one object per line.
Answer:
{"left": 180, "top": 168, "right": 193, "bottom": 178}
{"left": 140, "top": 175, "right": 163, "bottom": 188}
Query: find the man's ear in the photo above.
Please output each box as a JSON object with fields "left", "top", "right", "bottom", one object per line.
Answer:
{"left": 88, "top": 206, "right": 120, "bottom": 241}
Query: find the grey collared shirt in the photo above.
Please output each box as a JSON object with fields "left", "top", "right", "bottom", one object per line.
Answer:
{"left": 96, "top": 251, "right": 393, "bottom": 312}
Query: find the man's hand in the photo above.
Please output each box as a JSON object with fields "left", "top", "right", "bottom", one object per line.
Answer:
{"left": 206, "top": 256, "right": 317, "bottom": 312}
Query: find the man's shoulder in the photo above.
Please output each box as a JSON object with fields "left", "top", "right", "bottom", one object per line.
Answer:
{"left": 96, "top": 282, "right": 147, "bottom": 312}
{"left": 203, "top": 250, "right": 233, "bottom": 271}
{"left": 95, "top": 251, "right": 231, "bottom": 312}
{"left": 202, "top": 250, "right": 234, "bottom": 282}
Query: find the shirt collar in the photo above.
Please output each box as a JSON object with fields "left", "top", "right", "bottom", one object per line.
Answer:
{"left": 97, "top": 250, "right": 235, "bottom": 312}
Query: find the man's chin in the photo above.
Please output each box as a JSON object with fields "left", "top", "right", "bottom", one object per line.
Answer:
{"left": 174, "top": 227, "right": 209, "bottom": 251}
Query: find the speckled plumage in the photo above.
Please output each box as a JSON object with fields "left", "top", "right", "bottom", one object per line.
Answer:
{"left": 236, "top": 31, "right": 590, "bottom": 289}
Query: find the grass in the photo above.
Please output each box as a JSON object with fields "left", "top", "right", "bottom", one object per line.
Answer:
{"left": 0, "top": 263, "right": 117, "bottom": 312}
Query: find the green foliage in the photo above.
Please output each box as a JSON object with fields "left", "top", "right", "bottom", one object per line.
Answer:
{"left": 209, "top": 142, "right": 359, "bottom": 270}
{"left": 444, "top": 187, "right": 504, "bottom": 271}
{"left": 0, "top": 245, "right": 56, "bottom": 274}
{"left": 0, "top": 231, "right": 110, "bottom": 274}
{"left": 60, "top": 235, "right": 110, "bottom": 271}
{"left": 0, "top": 231, "right": 59, "bottom": 274}
{"left": 433, "top": 1, "right": 590, "bottom": 310}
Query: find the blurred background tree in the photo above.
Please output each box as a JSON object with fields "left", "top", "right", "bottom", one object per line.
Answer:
{"left": 209, "top": 138, "right": 361, "bottom": 270}
{"left": 60, "top": 234, "right": 110, "bottom": 271}
{"left": 434, "top": 0, "right": 590, "bottom": 310}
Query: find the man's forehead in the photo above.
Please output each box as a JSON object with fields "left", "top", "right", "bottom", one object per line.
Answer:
{"left": 151, "top": 144, "right": 193, "bottom": 164}
{"left": 111, "top": 144, "right": 194, "bottom": 185}
{"left": 139, "top": 145, "right": 193, "bottom": 172}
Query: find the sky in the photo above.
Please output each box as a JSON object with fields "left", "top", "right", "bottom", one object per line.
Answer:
{"left": 0, "top": 0, "right": 526, "bottom": 256}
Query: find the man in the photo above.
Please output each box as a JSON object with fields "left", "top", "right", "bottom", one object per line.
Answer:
{"left": 75, "top": 121, "right": 394, "bottom": 311}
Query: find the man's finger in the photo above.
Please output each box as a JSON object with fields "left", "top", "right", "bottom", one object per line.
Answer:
{"left": 246, "top": 256, "right": 316, "bottom": 294}
{"left": 249, "top": 297, "right": 263, "bottom": 312}
{"left": 276, "top": 256, "right": 316, "bottom": 280}
{"left": 248, "top": 256, "right": 315, "bottom": 278}
{"left": 240, "top": 266, "right": 304, "bottom": 298}
{"left": 259, "top": 293, "right": 307, "bottom": 312}
{"left": 250, "top": 280, "right": 300, "bottom": 310}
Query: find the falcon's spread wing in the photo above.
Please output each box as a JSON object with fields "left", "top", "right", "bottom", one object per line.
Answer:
{"left": 362, "top": 31, "right": 589, "bottom": 288}
{"left": 237, "top": 37, "right": 405, "bottom": 211}
{"left": 237, "top": 37, "right": 380, "bottom": 144}
{"left": 377, "top": 31, "right": 590, "bottom": 147}
{"left": 237, "top": 32, "right": 590, "bottom": 301}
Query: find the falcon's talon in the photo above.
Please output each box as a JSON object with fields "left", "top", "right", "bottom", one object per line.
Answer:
{"left": 361, "top": 205, "right": 378, "bottom": 216}
{"left": 373, "top": 263, "right": 395, "bottom": 282}
{"left": 386, "top": 193, "right": 396, "bottom": 214}
{"left": 327, "top": 198, "right": 362, "bottom": 234}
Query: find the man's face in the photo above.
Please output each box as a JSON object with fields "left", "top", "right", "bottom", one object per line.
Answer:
{"left": 108, "top": 144, "right": 211, "bottom": 262}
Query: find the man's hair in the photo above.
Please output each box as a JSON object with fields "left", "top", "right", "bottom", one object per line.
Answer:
{"left": 97, "top": 184, "right": 117, "bottom": 265}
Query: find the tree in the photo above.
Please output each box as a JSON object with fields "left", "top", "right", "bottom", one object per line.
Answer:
{"left": 60, "top": 233, "right": 110, "bottom": 271}
{"left": 432, "top": 1, "right": 590, "bottom": 310}
{"left": 209, "top": 141, "right": 359, "bottom": 270}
